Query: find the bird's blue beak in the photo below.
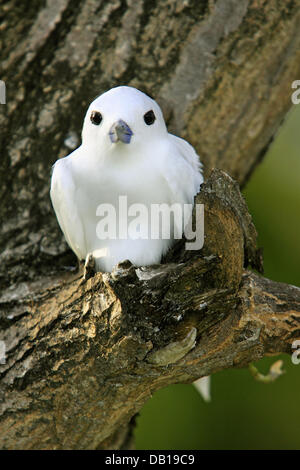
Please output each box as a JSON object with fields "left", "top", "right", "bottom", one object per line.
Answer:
{"left": 109, "top": 120, "right": 133, "bottom": 144}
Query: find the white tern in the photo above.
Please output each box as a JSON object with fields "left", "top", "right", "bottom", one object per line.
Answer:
{"left": 50, "top": 86, "right": 208, "bottom": 399}
{"left": 50, "top": 86, "right": 203, "bottom": 273}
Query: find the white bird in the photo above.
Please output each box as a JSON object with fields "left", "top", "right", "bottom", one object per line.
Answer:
{"left": 50, "top": 86, "right": 203, "bottom": 273}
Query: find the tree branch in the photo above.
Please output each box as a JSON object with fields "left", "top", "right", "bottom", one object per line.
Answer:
{"left": 1, "top": 0, "right": 300, "bottom": 450}
{"left": 0, "top": 170, "right": 299, "bottom": 449}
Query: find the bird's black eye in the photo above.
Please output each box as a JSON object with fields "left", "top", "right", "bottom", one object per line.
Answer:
{"left": 90, "top": 111, "right": 102, "bottom": 125}
{"left": 143, "top": 110, "right": 156, "bottom": 125}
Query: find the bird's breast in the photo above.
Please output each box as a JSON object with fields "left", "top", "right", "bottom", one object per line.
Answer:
{"left": 76, "top": 158, "right": 171, "bottom": 210}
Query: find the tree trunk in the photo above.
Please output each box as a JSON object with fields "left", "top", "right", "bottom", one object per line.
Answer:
{"left": 1, "top": 0, "right": 300, "bottom": 450}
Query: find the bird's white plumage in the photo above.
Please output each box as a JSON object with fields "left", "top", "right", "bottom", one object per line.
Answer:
{"left": 193, "top": 376, "right": 211, "bottom": 402}
{"left": 50, "top": 86, "right": 203, "bottom": 272}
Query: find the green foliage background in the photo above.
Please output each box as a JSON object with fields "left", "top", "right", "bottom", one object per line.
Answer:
{"left": 135, "top": 105, "right": 300, "bottom": 450}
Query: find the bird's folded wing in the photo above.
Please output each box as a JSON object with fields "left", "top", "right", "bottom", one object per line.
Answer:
{"left": 162, "top": 134, "right": 203, "bottom": 205}
{"left": 157, "top": 135, "right": 203, "bottom": 239}
{"left": 50, "top": 158, "right": 86, "bottom": 261}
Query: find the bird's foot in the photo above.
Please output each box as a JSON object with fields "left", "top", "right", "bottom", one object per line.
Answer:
{"left": 82, "top": 253, "right": 96, "bottom": 281}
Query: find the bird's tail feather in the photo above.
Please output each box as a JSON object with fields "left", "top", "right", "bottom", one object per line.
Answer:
{"left": 193, "top": 376, "right": 211, "bottom": 402}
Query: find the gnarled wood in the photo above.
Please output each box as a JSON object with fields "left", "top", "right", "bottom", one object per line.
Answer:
{"left": 0, "top": 170, "right": 299, "bottom": 449}
{"left": 1, "top": 0, "right": 300, "bottom": 449}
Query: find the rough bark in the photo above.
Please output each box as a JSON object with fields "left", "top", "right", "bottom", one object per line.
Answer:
{"left": 1, "top": 169, "right": 299, "bottom": 450}
{"left": 0, "top": 0, "right": 300, "bottom": 450}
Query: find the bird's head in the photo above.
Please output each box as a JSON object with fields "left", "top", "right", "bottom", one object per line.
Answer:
{"left": 81, "top": 86, "right": 167, "bottom": 158}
